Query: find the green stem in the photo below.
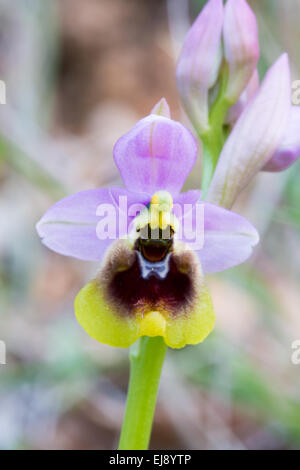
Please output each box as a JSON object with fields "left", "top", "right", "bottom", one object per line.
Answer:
{"left": 118, "top": 336, "right": 167, "bottom": 450}
{"left": 200, "top": 129, "right": 224, "bottom": 197}
{"left": 199, "top": 63, "right": 233, "bottom": 197}
{"left": 209, "top": 63, "right": 232, "bottom": 132}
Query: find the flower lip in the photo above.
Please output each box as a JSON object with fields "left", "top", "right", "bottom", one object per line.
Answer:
{"left": 74, "top": 238, "right": 215, "bottom": 348}
{"left": 105, "top": 237, "right": 196, "bottom": 321}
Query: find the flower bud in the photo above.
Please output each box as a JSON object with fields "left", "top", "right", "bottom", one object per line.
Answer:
{"left": 176, "top": 0, "right": 224, "bottom": 134}
{"left": 151, "top": 97, "right": 171, "bottom": 118}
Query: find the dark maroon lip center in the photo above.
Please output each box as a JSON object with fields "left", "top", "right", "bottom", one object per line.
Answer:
{"left": 108, "top": 227, "right": 193, "bottom": 315}
{"left": 108, "top": 254, "right": 192, "bottom": 315}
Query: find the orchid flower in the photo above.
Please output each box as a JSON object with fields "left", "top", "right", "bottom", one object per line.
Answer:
{"left": 36, "top": 99, "right": 258, "bottom": 350}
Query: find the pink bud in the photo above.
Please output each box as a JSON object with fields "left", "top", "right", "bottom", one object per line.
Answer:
{"left": 223, "top": 0, "right": 259, "bottom": 104}
{"left": 176, "top": 0, "right": 224, "bottom": 133}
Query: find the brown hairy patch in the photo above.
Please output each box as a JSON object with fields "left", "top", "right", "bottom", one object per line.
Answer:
{"left": 95, "top": 240, "right": 202, "bottom": 318}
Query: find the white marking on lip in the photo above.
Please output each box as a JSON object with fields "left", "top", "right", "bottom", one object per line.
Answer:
{"left": 136, "top": 251, "right": 171, "bottom": 279}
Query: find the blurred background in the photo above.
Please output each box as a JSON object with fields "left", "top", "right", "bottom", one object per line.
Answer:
{"left": 0, "top": 0, "right": 300, "bottom": 450}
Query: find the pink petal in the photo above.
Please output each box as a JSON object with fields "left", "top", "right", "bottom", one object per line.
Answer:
{"left": 200, "top": 203, "right": 259, "bottom": 273}
{"left": 172, "top": 190, "right": 202, "bottom": 223}
{"left": 263, "top": 106, "right": 300, "bottom": 172}
{"left": 109, "top": 186, "right": 150, "bottom": 230}
{"left": 36, "top": 189, "right": 120, "bottom": 261}
{"left": 179, "top": 202, "right": 259, "bottom": 273}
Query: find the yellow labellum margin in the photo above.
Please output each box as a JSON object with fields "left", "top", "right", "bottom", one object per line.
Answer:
{"left": 74, "top": 240, "right": 215, "bottom": 350}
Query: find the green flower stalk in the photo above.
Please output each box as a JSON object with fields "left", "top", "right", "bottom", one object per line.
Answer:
{"left": 118, "top": 337, "right": 167, "bottom": 450}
